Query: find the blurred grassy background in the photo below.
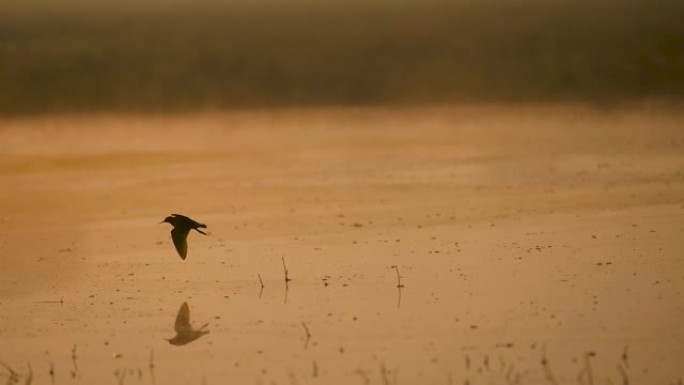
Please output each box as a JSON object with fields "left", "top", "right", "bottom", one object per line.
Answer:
{"left": 1, "top": 0, "right": 683, "bottom": 115}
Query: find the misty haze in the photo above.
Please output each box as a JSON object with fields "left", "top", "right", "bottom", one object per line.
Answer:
{"left": 1, "top": 0, "right": 683, "bottom": 113}
{"left": 1, "top": 1, "right": 683, "bottom": 384}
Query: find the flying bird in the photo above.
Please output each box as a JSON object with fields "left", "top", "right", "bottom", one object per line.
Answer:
{"left": 165, "top": 302, "right": 209, "bottom": 346}
{"left": 160, "top": 213, "right": 207, "bottom": 260}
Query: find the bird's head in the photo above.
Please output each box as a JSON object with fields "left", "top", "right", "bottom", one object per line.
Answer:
{"left": 160, "top": 216, "right": 174, "bottom": 225}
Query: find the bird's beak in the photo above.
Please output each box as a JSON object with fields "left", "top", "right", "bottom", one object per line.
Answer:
{"left": 159, "top": 221, "right": 165, "bottom": 224}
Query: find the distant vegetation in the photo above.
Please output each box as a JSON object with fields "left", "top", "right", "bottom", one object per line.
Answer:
{"left": 0, "top": 0, "right": 683, "bottom": 114}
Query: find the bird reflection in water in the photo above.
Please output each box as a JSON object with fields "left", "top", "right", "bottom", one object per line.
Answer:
{"left": 165, "top": 302, "right": 209, "bottom": 346}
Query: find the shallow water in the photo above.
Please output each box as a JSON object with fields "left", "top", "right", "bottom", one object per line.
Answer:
{"left": 1, "top": 106, "right": 683, "bottom": 384}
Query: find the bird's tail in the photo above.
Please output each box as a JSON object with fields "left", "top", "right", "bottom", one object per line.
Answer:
{"left": 195, "top": 224, "right": 207, "bottom": 235}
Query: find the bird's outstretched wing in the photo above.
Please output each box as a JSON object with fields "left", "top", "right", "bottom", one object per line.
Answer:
{"left": 171, "top": 227, "right": 190, "bottom": 260}
{"left": 174, "top": 302, "right": 191, "bottom": 333}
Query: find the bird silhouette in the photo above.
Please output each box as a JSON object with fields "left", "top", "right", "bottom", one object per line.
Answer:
{"left": 165, "top": 302, "right": 209, "bottom": 346}
{"left": 160, "top": 214, "right": 207, "bottom": 260}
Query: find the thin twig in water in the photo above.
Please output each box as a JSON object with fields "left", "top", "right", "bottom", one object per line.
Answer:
{"left": 380, "top": 363, "right": 390, "bottom": 385}
{"left": 617, "top": 363, "right": 629, "bottom": 385}
{"left": 505, "top": 364, "right": 515, "bottom": 385}
{"left": 148, "top": 349, "right": 156, "bottom": 385}
{"left": 282, "top": 258, "right": 291, "bottom": 304}
{"left": 541, "top": 344, "right": 558, "bottom": 385}
{"left": 25, "top": 361, "right": 33, "bottom": 385}
{"left": 0, "top": 361, "right": 19, "bottom": 383}
{"left": 258, "top": 274, "right": 265, "bottom": 299}
{"left": 621, "top": 345, "right": 629, "bottom": 368}
{"left": 71, "top": 344, "right": 78, "bottom": 378}
{"left": 578, "top": 352, "right": 595, "bottom": 385}
{"left": 49, "top": 362, "right": 55, "bottom": 385}
{"left": 148, "top": 349, "right": 155, "bottom": 369}
{"left": 585, "top": 352, "right": 595, "bottom": 385}
{"left": 115, "top": 368, "right": 127, "bottom": 385}
{"left": 391, "top": 265, "right": 404, "bottom": 308}
{"left": 390, "top": 265, "right": 404, "bottom": 288}
{"left": 282, "top": 257, "right": 291, "bottom": 283}
{"left": 302, "top": 322, "right": 311, "bottom": 350}
{"left": 312, "top": 361, "right": 318, "bottom": 378}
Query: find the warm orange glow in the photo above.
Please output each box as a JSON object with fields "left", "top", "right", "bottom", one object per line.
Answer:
{"left": 1, "top": 106, "right": 683, "bottom": 383}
